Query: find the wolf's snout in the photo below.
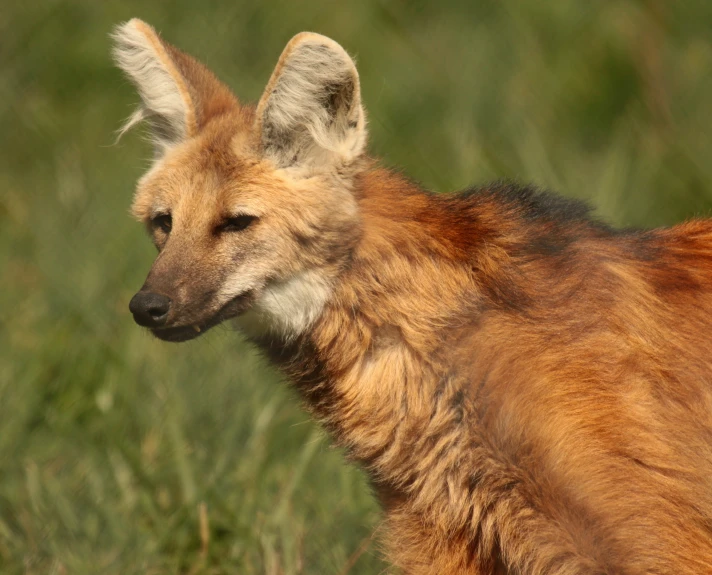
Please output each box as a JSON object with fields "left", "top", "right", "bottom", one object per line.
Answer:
{"left": 129, "top": 291, "right": 172, "bottom": 327}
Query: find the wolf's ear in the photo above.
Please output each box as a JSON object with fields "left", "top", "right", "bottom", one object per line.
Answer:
{"left": 112, "top": 19, "right": 236, "bottom": 151}
{"left": 256, "top": 33, "right": 366, "bottom": 172}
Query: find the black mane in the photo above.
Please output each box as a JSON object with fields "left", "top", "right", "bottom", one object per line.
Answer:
{"left": 459, "top": 181, "right": 612, "bottom": 232}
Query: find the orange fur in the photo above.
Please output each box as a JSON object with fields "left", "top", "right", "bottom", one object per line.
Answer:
{"left": 114, "top": 21, "right": 712, "bottom": 574}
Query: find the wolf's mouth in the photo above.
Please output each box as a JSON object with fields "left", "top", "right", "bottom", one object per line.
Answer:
{"left": 151, "top": 290, "right": 255, "bottom": 343}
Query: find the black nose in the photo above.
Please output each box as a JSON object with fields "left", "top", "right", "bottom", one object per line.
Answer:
{"left": 129, "top": 291, "right": 172, "bottom": 327}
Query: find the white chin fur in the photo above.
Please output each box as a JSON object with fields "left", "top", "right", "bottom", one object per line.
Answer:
{"left": 235, "top": 269, "right": 332, "bottom": 340}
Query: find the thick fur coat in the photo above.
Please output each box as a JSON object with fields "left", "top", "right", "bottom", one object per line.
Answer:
{"left": 114, "top": 20, "right": 712, "bottom": 574}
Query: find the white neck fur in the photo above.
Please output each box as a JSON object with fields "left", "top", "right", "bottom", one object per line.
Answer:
{"left": 236, "top": 269, "right": 332, "bottom": 340}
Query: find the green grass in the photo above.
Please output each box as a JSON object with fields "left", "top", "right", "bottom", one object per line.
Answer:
{"left": 2, "top": 1, "right": 712, "bottom": 573}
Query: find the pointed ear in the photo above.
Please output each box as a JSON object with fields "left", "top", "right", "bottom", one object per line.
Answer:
{"left": 112, "top": 19, "right": 236, "bottom": 151}
{"left": 256, "top": 33, "right": 366, "bottom": 171}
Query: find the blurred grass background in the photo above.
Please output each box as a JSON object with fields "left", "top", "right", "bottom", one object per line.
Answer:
{"left": 2, "top": 0, "right": 712, "bottom": 573}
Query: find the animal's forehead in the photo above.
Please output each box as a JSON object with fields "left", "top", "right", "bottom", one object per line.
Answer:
{"left": 178, "top": 125, "right": 257, "bottom": 178}
{"left": 133, "top": 117, "right": 312, "bottom": 221}
{"left": 144, "top": 131, "right": 267, "bottom": 200}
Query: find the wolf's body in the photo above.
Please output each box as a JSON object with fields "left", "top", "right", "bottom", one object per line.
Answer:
{"left": 114, "top": 20, "right": 712, "bottom": 574}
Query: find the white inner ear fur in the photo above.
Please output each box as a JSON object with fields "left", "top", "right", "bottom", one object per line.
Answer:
{"left": 258, "top": 34, "right": 366, "bottom": 171}
{"left": 112, "top": 19, "right": 192, "bottom": 149}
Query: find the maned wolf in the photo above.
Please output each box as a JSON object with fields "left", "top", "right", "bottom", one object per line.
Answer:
{"left": 113, "top": 19, "right": 712, "bottom": 575}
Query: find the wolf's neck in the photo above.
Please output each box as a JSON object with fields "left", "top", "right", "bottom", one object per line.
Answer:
{"left": 253, "top": 168, "right": 487, "bottom": 466}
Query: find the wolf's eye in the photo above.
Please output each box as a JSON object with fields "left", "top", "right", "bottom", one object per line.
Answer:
{"left": 220, "top": 215, "right": 258, "bottom": 233}
{"left": 151, "top": 214, "right": 172, "bottom": 234}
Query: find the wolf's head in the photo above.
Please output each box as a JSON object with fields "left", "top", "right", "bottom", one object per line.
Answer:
{"left": 113, "top": 20, "right": 366, "bottom": 342}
